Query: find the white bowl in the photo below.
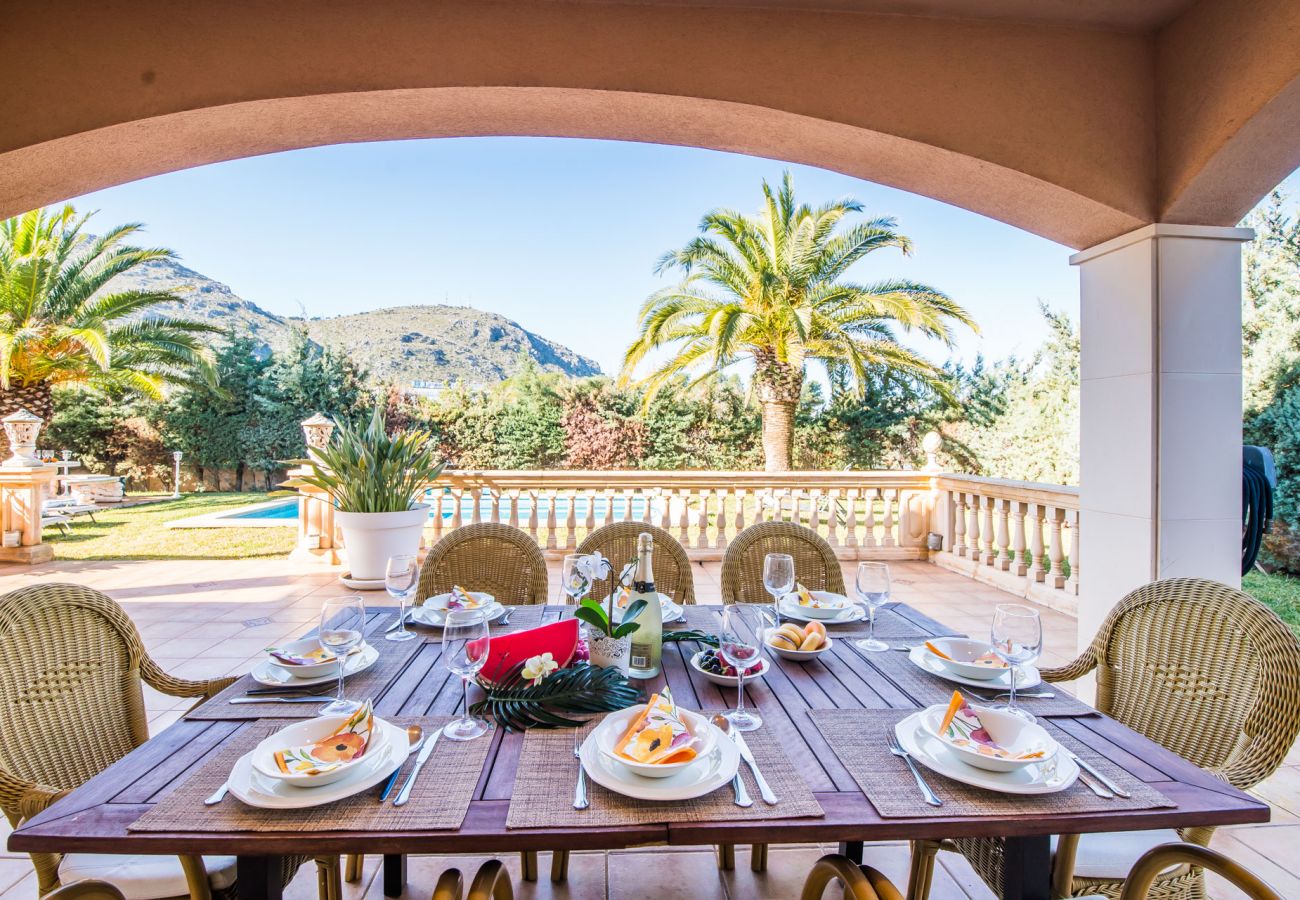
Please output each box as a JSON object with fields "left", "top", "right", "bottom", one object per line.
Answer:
{"left": 428, "top": 590, "right": 495, "bottom": 612}
{"left": 919, "top": 702, "right": 1057, "bottom": 773}
{"left": 922, "top": 637, "right": 1010, "bottom": 682}
{"left": 762, "top": 627, "right": 833, "bottom": 662}
{"left": 690, "top": 650, "right": 770, "bottom": 686}
{"left": 780, "top": 590, "right": 852, "bottom": 620}
{"left": 267, "top": 638, "right": 354, "bottom": 679}
{"left": 250, "top": 714, "right": 390, "bottom": 787}
{"left": 594, "top": 705, "right": 717, "bottom": 779}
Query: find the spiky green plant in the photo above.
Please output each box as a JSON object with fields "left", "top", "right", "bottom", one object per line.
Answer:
{"left": 287, "top": 407, "right": 443, "bottom": 513}
{"left": 471, "top": 661, "right": 642, "bottom": 730}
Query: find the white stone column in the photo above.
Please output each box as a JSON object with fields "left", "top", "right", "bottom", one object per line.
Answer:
{"left": 1071, "top": 224, "right": 1250, "bottom": 643}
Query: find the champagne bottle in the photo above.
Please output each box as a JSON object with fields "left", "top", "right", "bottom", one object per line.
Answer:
{"left": 627, "top": 532, "right": 662, "bottom": 678}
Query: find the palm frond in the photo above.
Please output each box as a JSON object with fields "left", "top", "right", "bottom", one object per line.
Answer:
{"left": 470, "top": 662, "right": 642, "bottom": 731}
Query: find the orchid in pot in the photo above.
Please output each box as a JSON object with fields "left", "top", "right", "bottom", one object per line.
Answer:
{"left": 565, "top": 553, "right": 647, "bottom": 675}
{"left": 286, "top": 407, "right": 443, "bottom": 584}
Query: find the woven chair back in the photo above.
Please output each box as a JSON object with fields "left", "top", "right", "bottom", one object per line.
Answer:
{"left": 0, "top": 583, "right": 149, "bottom": 815}
{"left": 1093, "top": 577, "right": 1300, "bottom": 787}
{"left": 575, "top": 523, "right": 696, "bottom": 605}
{"left": 418, "top": 523, "right": 550, "bottom": 605}
{"left": 721, "top": 521, "right": 845, "bottom": 604}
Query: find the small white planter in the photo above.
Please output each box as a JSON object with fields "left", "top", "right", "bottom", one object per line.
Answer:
{"left": 588, "top": 630, "right": 631, "bottom": 676}
{"left": 334, "top": 505, "right": 429, "bottom": 584}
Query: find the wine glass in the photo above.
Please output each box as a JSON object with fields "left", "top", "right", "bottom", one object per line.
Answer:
{"left": 443, "top": 608, "right": 491, "bottom": 740}
{"left": 384, "top": 554, "right": 419, "bottom": 642}
{"left": 719, "top": 604, "right": 762, "bottom": 732}
{"left": 318, "top": 596, "right": 366, "bottom": 716}
{"left": 561, "top": 553, "right": 592, "bottom": 605}
{"left": 990, "top": 603, "right": 1043, "bottom": 722}
{"left": 762, "top": 553, "right": 795, "bottom": 626}
{"left": 854, "top": 562, "right": 892, "bottom": 652}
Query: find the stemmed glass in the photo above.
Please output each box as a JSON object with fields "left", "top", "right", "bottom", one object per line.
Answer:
{"left": 384, "top": 554, "right": 418, "bottom": 642}
{"left": 854, "top": 562, "right": 892, "bottom": 652}
{"left": 561, "top": 553, "right": 593, "bottom": 605}
{"left": 719, "top": 604, "right": 762, "bottom": 732}
{"left": 318, "top": 596, "right": 366, "bottom": 716}
{"left": 990, "top": 603, "right": 1043, "bottom": 722}
{"left": 443, "top": 608, "right": 491, "bottom": 740}
{"left": 763, "top": 553, "right": 795, "bottom": 626}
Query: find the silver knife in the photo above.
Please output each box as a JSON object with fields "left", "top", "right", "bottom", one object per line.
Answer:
{"left": 1066, "top": 750, "right": 1130, "bottom": 798}
{"left": 229, "top": 696, "right": 329, "bottom": 704}
{"left": 393, "top": 726, "right": 441, "bottom": 806}
{"left": 731, "top": 731, "right": 779, "bottom": 805}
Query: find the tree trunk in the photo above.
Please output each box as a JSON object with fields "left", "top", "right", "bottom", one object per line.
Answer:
{"left": 0, "top": 382, "right": 54, "bottom": 459}
{"left": 752, "top": 349, "right": 804, "bottom": 471}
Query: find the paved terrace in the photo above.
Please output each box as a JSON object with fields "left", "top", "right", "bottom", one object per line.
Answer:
{"left": 0, "top": 559, "right": 1293, "bottom": 899}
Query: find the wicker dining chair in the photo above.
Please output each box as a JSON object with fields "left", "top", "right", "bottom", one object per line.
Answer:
{"left": 0, "top": 582, "right": 330, "bottom": 899}
{"left": 431, "top": 859, "right": 514, "bottom": 900}
{"left": 907, "top": 578, "right": 1300, "bottom": 900}
{"left": 809, "top": 843, "right": 1283, "bottom": 900}
{"left": 575, "top": 522, "right": 697, "bottom": 605}
{"left": 42, "top": 881, "right": 126, "bottom": 900}
{"left": 720, "top": 520, "right": 845, "bottom": 604}
{"left": 416, "top": 523, "right": 549, "bottom": 606}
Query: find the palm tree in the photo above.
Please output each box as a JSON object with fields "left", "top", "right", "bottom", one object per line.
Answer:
{"left": 620, "top": 172, "right": 977, "bottom": 471}
{"left": 0, "top": 205, "right": 218, "bottom": 453}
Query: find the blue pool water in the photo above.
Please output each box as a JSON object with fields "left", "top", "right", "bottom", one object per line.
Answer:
{"left": 223, "top": 491, "right": 661, "bottom": 523}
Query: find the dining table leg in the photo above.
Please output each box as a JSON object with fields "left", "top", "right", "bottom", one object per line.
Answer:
{"left": 237, "top": 855, "right": 285, "bottom": 900}
{"left": 383, "top": 853, "right": 407, "bottom": 897}
{"left": 838, "top": 840, "right": 864, "bottom": 864}
{"left": 999, "top": 835, "right": 1051, "bottom": 900}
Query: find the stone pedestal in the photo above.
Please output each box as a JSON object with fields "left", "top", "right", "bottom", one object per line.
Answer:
{"left": 288, "top": 471, "right": 342, "bottom": 565}
{"left": 0, "top": 466, "right": 58, "bottom": 564}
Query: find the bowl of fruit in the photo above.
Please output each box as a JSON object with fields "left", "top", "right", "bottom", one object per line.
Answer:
{"left": 764, "top": 621, "right": 832, "bottom": 662}
{"left": 691, "top": 648, "right": 769, "bottom": 686}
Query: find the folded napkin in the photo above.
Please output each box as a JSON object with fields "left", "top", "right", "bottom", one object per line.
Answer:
{"left": 793, "top": 584, "right": 843, "bottom": 610}
{"left": 266, "top": 645, "right": 360, "bottom": 666}
{"left": 612, "top": 587, "right": 668, "bottom": 609}
{"left": 273, "top": 701, "right": 375, "bottom": 776}
{"left": 924, "top": 641, "right": 1008, "bottom": 669}
{"left": 616, "top": 688, "right": 699, "bottom": 765}
{"left": 446, "top": 585, "right": 484, "bottom": 610}
{"left": 939, "top": 692, "right": 1045, "bottom": 761}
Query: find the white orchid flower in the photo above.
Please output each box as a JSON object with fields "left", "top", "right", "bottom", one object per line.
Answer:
{"left": 521, "top": 652, "right": 559, "bottom": 685}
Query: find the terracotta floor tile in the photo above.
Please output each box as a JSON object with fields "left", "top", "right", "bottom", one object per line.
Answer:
{"left": 608, "top": 848, "right": 724, "bottom": 899}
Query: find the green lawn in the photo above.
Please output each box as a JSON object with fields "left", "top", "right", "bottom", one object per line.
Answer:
{"left": 1244, "top": 570, "right": 1300, "bottom": 636}
{"left": 46, "top": 492, "right": 297, "bottom": 560}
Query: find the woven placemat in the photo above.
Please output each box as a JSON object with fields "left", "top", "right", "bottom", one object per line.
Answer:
{"left": 506, "top": 714, "right": 823, "bottom": 829}
{"left": 821, "top": 606, "right": 961, "bottom": 640}
{"left": 188, "top": 626, "right": 424, "bottom": 720}
{"left": 811, "top": 709, "right": 1173, "bottom": 818}
{"left": 849, "top": 644, "right": 1095, "bottom": 717}
{"left": 416, "top": 603, "right": 548, "bottom": 640}
{"left": 131, "top": 716, "right": 489, "bottom": 832}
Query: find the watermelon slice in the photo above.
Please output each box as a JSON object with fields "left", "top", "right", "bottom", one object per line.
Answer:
{"left": 472, "top": 619, "right": 580, "bottom": 683}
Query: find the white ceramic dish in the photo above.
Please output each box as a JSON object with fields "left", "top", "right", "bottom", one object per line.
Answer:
{"left": 266, "top": 638, "right": 364, "bottom": 679}
{"left": 609, "top": 593, "right": 683, "bottom": 625}
{"left": 410, "top": 601, "right": 506, "bottom": 627}
{"left": 250, "top": 713, "right": 394, "bottom": 787}
{"left": 917, "top": 702, "right": 1057, "bottom": 773}
{"left": 762, "top": 627, "right": 833, "bottom": 662}
{"left": 592, "top": 705, "right": 719, "bottom": 778}
{"left": 253, "top": 643, "right": 378, "bottom": 687}
{"left": 778, "top": 600, "right": 866, "bottom": 626}
{"left": 228, "top": 718, "right": 408, "bottom": 808}
{"left": 920, "top": 637, "right": 1010, "bottom": 682}
{"left": 690, "top": 650, "right": 770, "bottom": 686}
{"left": 894, "top": 711, "right": 1077, "bottom": 794}
{"left": 580, "top": 729, "right": 739, "bottom": 801}
{"left": 428, "top": 591, "right": 496, "bottom": 612}
{"left": 908, "top": 645, "right": 1042, "bottom": 691}
{"left": 780, "top": 590, "right": 853, "bottom": 620}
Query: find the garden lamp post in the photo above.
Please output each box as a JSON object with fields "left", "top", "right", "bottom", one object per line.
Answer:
{"left": 172, "top": 450, "right": 182, "bottom": 499}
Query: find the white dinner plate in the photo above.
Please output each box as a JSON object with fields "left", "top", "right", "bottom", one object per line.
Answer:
{"left": 609, "top": 593, "right": 683, "bottom": 625}
{"left": 908, "top": 645, "right": 1042, "bottom": 691}
{"left": 250, "top": 643, "right": 380, "bottom": 688}
{"left": 690, "top": 650, "right": 770, "bottom": 687}
{"left": 228, "top": 717, "right": 409, "bottom": 808}
{"left": 778, "top": 601, "right": 866, "bottom": 626}
{"left": 579, "top": 726, "right": 739, "bottom": 801}
{"left": 894, "top": 711, "right": 1077, "bottom": 795}
{"left": 427, "top": 591, "right": 496, "bottom": 612}
{"left": 410, "top": 601, "right": 506, "bottom": 627}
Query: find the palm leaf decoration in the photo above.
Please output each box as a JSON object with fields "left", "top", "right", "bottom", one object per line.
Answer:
{"left": 470, "top": 662, "right": 642, "bottom": 731}
{"left": 662, "top": 629, "right": 719, "bottom": 648}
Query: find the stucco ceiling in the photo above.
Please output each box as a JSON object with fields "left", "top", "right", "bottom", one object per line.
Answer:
{"left": 566, "top": 0, "right": 1199, "bottom": 32}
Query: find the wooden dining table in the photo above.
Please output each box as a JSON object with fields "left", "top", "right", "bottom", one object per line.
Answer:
{"left": 10, "top": 603, "right": 1270, "bottom": 900}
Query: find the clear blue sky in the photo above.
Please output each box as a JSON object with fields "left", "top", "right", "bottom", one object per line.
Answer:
{"left": 68, "top": 138, "right": 1300, "bottom": 377}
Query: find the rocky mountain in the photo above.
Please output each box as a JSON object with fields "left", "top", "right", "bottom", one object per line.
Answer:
{"left": 112, "top": 256, "right": 602, "bottom": 384}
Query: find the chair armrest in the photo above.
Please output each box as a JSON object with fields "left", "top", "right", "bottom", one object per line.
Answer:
{"left": 19, "top": 784, "right": 70, "bottom": 822}
{"left": 1038, "top": 647, "right": 1097, "bottom": 683}
{"left": 1119, "top": 843, "right": 1281, "bottom": 900}
{"left": 141, "top": 656, "right": 236, "bottom": 700}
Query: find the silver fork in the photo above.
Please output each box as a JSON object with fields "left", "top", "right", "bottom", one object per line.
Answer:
{"left": 498, "top": 607, "right": 514, "bottom": 626}
{"left": 572, "top": 731, "right": 589, "bottom": 810}
{"left": 963, "top": 688, "right": 1057, "bottom": 701}
{"left": 887, "top": 732, "right": 942, "bottom": 807}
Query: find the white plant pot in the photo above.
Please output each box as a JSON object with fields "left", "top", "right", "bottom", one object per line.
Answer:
{"left": 588, "top": 630, "right": 631, "bottom": 676}
{"left": 334, "top": 505, "right": 428, "bottom": 584}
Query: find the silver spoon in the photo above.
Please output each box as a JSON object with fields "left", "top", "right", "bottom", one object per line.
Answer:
{"left": 378, "top": 725, "right": 425, "bottom": 801}
{"left": 711, "top": 714, "right": 753, "bottom": 807}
